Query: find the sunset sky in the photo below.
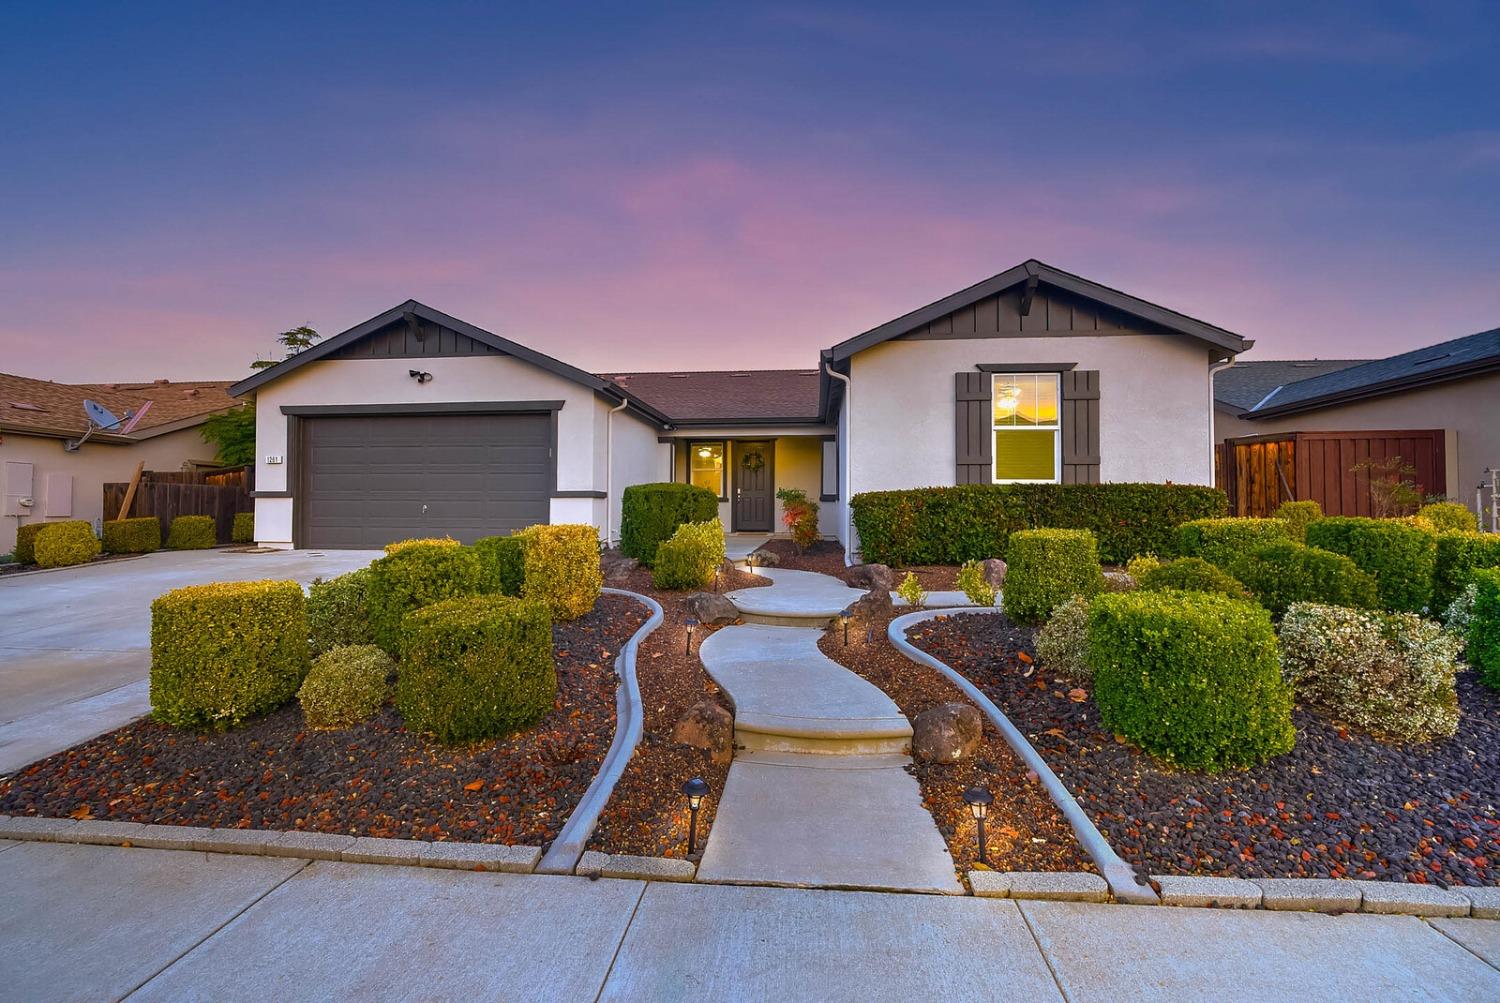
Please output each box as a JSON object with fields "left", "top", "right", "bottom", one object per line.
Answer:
{"left": 4, "top": 2, "right": 1497, "bottom": 382}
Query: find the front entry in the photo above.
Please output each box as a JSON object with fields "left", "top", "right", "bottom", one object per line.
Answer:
{"left": 732, "top": 441, "right": 774, "bottom": 532}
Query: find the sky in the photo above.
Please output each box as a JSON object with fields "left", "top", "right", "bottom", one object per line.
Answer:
{"left": 2, "top": 1, "right": 1497, "bottom": 382}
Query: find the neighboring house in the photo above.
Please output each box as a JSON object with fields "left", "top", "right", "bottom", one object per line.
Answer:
{"left": 232, "top": 259, "right": 1252, "bottom": 552}
{"left": 1213, "top": 359, "right": 1371, "bottom": 427}
{"left": 0, "top": 374, "right": 237, "bottom": 555}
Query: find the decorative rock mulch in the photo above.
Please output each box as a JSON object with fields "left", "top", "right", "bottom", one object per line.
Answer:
{"left": 0, "top": 595, "right": 648, "bottom": 850}
{"left": 752, "top": 540, "right": 961, "bottom": 592}
{"left": 910, "top": 612, "right": 1500, "bottom": 888}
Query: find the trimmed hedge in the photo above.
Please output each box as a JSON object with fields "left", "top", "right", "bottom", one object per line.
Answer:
{"left": 620, "top": 483, "right": 719, "bottom": 565}
{"left": 232, "top": 511, "right": 255, "bottom": 544}
{"left": 1139, "top": 557, "right": 1251, "bottom": 601}
{"left": 1470, "top": 569, "right": 1500, "bottom": 690}
{"left": 1001, "top": 528, "right": 1104, "bottom": 625}
{"left": 166, "top": 515, "right": 217, "bottom": 550}
{"left": 849, "top": 483, "right": 1227, "bottom": 566}
{"left": 150, "top": 579, "right": 310, "bottom": 728}
{"left": 396, "top": 594, "right": 556, "bottom": 744}
{"left": 308, "top": 569, "right": 374, "bottom": 655}
{"left": 384, "top": 537, "right": 460, "bottom": 555}
{"left": 1305, "top": 516, "right": 1436, "bottom": 612}
{"left": 14, "top": 522, "right": 48, "bottom": 564}
{"left": 1229, "top": 541, "right": 1379, "bottom": 619}
{"left": 1433, "top": 532, "right": 1500, "bottom": 611}
{"left": 103, "top": 517, "right": 161, "bottom": 554}
{"left": 519, "top": 524, "right": 602, "bottom": 620}
{"left": 366, "top": 543, "right": 486, "bottom": 653}
{"left": 1419, "top": 501, "right": 1477, "bottom": 534}
{"left": 474, "top": 534, "right": 528, "bottom": 596}
{"left": 1088, "top": 590, "right": 1294, "bottom": 771}
{"left": 1176, "top": 518, "right": 1293, "bottom": 568}
{"left": 34, "top": 521, "right": 101, "bottom": 568}
{"left": 653, "top": 518, "right": 727, "bottom": 590}
{"left": 1273, "top": 500, "right": 1323, "bottom": 543}
{"left": 298, "top": 644, "right": 393, "bottom": 729}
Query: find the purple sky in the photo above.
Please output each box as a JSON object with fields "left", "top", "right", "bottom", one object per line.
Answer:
{"left": 3, "top": 2, "right": 1497, "bottom": 382}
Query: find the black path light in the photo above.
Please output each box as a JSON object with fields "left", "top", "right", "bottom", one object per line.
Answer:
{"left": 684, "top": 616, "right": 699, "bottom": 655}
{"left": 682, "top": 777, "right": 710, "bottom": 856}
{"left": 963, "top": 786, "right": 994, "bottom": 865}
{"left": 838, "top": 607, "right": 853, "bottom": 646}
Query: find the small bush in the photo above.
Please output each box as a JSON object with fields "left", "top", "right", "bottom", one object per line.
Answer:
{"left": 620, "top": 483, "right": 719, "bottom": 565}
{"left": 103, "top": 517, "right": 161, "bottom": 554}
{"left": 1470, "top": 569, "right": 1500, "bottom": 689}
{"left": 519, "top": 524, "right": 602, "bottom": 620}
{"left": 35, "top": 521, "right": 101, "bottom": 568}
{"left": 231, "top": 511, "right": 255, "bottom": 544}
{"left": 896, "top": 571, "right": 928, "bottom": 607}
{"left": 957, "top": 559, "right": 996, "bottom": 606}
{"left": 1274, "top": 500, "right": 1323, "bottom": 542}
{"left": 1035, "top": 595, "right": 1092, "bottom": 680}
{"left": 1124, "top": 554, "right": 1163, "bottom": 579}
{"left": 308, "top": 569, "right": 374, "bottom": 655}
{"left": 150, "top": 579, "right": 310, "bottom": 728}
{"left": 166, "top": 515, "right": 217, "bottom": 550}
{"left": 473, "top": 534, "right": 528, "bottom": 596}
{"left": 777, "top": 487, "right": 820, "bottom": 552}
{"left": 384, "top": 537, "right": 459, "bottom": 555}
{"left": 1419, "top": 501, "right": 1477, "bottom": 534}
{"left": 1442, "top": 582, "right": 1478, "bottom": 639}
{"left": 1306, "top": 517, "right": 1436, "bottom": 612}
{"left": 1432, "top": 532, "right": 1500, "bottom": 611}
{"left": 366, "top": 543, "right": 486, "bottom": 653}
{"left": 396, "top": 594, "right": 555, "bottom": 744}
{"left": 1279, "top": 602, "right": 1461, "bottom": 743}
{"left": 1088, "top": 590, "right": 1294, "bottom": 771}
{"left": 298, "top": 644, "right": 393, "bottom": 728}
{"left": 14, "top": 523, "right": 48, "bottom": 564}
{"left": 1138, "top": 557, "right": 1252, "bottom": 601}
{"left": 1228, "top": 541, "right": 1379, "bottom": 619}
{"left": 1176, "top": 517, "right": 1293, "bottom": 568}
{"left": 653, "top": 519, "right": 726, "bottom": 591}
{"left": 1002, "top": 529, "right": 1104, "bottom": 625}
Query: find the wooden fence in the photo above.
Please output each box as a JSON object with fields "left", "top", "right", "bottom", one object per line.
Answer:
{"left": 102, "top": 466, "right": 252, "bottom": 545}
{"left": 1216, "top": 430, "right": 1446, "bottom": 517}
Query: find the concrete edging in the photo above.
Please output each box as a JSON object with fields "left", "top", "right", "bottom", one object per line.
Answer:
{"left": 535, "top": 587, "right": 664, "bottom": 874}
{"left": 577, "top": 850, "right": 697, "bottom": 882}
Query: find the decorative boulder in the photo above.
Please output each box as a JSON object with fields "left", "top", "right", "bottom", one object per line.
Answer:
{"left": 1103, "top": 571, "right": 1137, "bottom": 592}
{"left": 748, "top": 547, "right": 780, "bottom": 567}
{"left": 850, "top": 586, "right": 893, "bottom": 623}
{"left": 672, "top": 700, "right": 734, "bottom": 764}
{"left": 687, "top": 592, "right": 740, "bottom": 626}
{"left": 600, "top": 550, "right": 639, "bottom": 584}
{"left": 846, "top": 563, "right": 894, "bottom": 591}
{"left": 911, "top": 702, "right": 983, "bottom": 763}
{"left": 980, "top": 558, "right": 1007, "bottom": 589}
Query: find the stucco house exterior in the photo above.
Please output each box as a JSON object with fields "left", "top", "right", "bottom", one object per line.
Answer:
{"left": 232, "top": 259, "right": 1252, "bottom": 554}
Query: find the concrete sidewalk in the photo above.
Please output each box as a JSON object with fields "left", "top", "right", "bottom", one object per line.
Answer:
{"left": 0, "top": 841, "right": 1495, "bottom": 1001}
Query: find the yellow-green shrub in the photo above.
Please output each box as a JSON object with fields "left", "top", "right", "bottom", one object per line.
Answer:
{"left": 652, "top": 519, "right": 726, "bottom": 591}
{"left": 1002, "top": 529, "right": 1104, "bottom": 625}
{"left": 1138, "top": 557, "right": 1252, "bottom": 601}
{"left": 166, "top": 515, "right": 217, "bottom": 550}
{"left": 35, "top": 521, "right": 101, "bottom": 568}
{"left": 298, "top": 644, "right": 393, "bottom": 728}
{"left": 308, "top": 568, "right": 375, "bottom": 655}
{"left": 231, "top": 511, "right": 255, "bottom": 544}
{"left": 1418, "top": 502, "right": 1477, "bottom": 534}
{"left": 103, "top": 517, "right": 161, "bottom": 554}
{"left": 1274, "top": 500, "right": 1323, "bottom": 542}
{"left": 366, "top": 543, "right": 486, "bottom": 653}
{"left": 1305, "top": 516, "right": 1436, "bottom": 612}
{"left": 957, "top": 559, "right": 996, "bottom": 606}
{"left": 14, "top": 522, "right": 49, "bottom": 564}
{"left": 384, "top": 537, "right": 460, "bottom": 555}
{"left": 519, "top": 524, "right": 603, "bottom": 619}
{"left": 473, "top": 534, "right": 528, "bottom": 596}
{"left": 1124, "top": 554, "right": 1164, "bottom": 579}
{"left": 1176, "top": 517, "right": 1293, "bottom": 568}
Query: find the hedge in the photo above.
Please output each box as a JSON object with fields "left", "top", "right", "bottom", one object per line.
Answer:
{"left": 1470, "top": 569, "right": 1500, "bottom": 690}
{"left": 1138, "top": 557, "right": 1252, "bottom": 601}
{"left": 35, "top": 521, "right": 101, "bottom": 568}
{"left": 232, "top": 511, "right": 255, "bottom": 545}
{"left": 850, "top": 483, "right": 1227, "bottom": 566}
{"left": 308, "top": 569, "right": 375, "bottom": 655}
{"left": 396, "top": 594, "right": 555, "bottom": 744}
{"left": 1273, "top": 500, "right": 1323, "bottom": 543}
{"left": 1228, "top": 541, "right": 1379, "bottom": 619}
{"left": 1418, "top": 501, "right": 1477, "bottom": 534}
{"left": 474, "top": 534, "right": 528, "bottom": 596}
{"left": 1433, "top": 532, "right": 1500, "bottom": 611}
{"left": 166, "top": 515, "right": 217, "bottom": 550}
{"left": 103, "top": 517, "right": 161, "bottom": 554}
{"left": 1088, "top": 590, "right": 1294, "bottom": 771}
{"left": 620, "top": 483, "right": 719, "bottom": 565}
{"left": 14, "top": 523, "right": 48, "bottom": 564}
{"left": 653, "top": 518, "right": 727, "bottom": 590}
{"left": 1175, "top": 518, "right": 1293, "bottom": 569}
{"left": 1305, "top": 517, "right": 1436, "bottom": 612}
{"left": 150, "top": 579, "right": 310, "bottom": 728}
{"left": 384, "top": 537, "right": 460, "bottom": 555}
{"left": 366, "top": 543, "right": 486, "bottom": 653}
{"left": 298, "top": 644, "right": 393, "bottom": 729}
{"left": 1001, "top": 528, "right": 1104, "bottom": 625}
{"left": 519, "top": 524, "right": 602, "bottom": 620}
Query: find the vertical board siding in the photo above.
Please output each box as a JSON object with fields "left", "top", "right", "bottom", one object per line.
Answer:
{"left": 1221, "top": 430, "right": 1445, "bottom": 516}
{"left": 906, "top": 286, "right": 1158, "bottom": 340}
{"left": 327, "top": 320, "right": 504, "bottom": 359}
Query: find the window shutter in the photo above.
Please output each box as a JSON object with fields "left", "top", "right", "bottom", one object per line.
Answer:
{"left": 1061, "top": 370, "right": 1101, "bottom": 484}
{"left": 954, "top": 372, "right": 992, "bottom": 484}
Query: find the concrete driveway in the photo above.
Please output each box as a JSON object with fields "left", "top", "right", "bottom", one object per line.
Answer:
{"left": 0, "top": 548, "right": 379, "bottom": 774}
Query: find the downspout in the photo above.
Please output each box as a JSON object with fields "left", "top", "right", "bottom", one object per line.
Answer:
{"left": 824, "top": 362, "right": 854, "bottom": 565}
{"left": 605, "top": 398, "right": 629, "bottom": 546}
{"left": 1208, "top": 356, "right": 1236, "bottom": 488}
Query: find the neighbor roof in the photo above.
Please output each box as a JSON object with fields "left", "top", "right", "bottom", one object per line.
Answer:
{"left": 596, "top": 369, "right": 824, "bottom": 425}
{"left": 1245, "top": 327, "right": 1500, "bottom": 419}
{"left": 1214, "top": 359, "right": 1370, "bottom": 414}
{"left": 0, "top": 373, "right": 237, "bottom": 441}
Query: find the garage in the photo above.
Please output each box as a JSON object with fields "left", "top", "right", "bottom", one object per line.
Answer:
{"left": 297, "top": 411, "right": 551, "bottom": 549}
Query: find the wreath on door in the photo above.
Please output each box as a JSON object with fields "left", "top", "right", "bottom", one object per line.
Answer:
{"left": 740, "top": 450, "right": 765, "bottom": 473}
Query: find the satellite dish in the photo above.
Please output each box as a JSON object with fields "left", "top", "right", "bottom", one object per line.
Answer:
{"left": 83, "top": 399, "right": 123, "bottom": 430}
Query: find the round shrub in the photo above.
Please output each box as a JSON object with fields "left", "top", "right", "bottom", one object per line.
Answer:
{"left": 520, "top": 524, "right": 603, "bottom": 620}
{"left": 396, "top": 594, "right": 555, "bottom": 744}
{"left": 1418, "top": 502, "right": 1477, "bottom": 534}
{"left": 957, "top": 559, "right": 997, "bottom": 607}
{"left": 103, "top": 516, "right": 161, "bottom": 554}
{"left": 13, "top": 522, "right": 48, "bottom": 564}
{"left": 34, "top": 521, "right": 101, "bottom": 568}
{"left": 1035, "top": 595, "right": 1092, "bottom": 680}
{"left": 384, "top": 537, "right": 460, "bottom": 555}
{"left": 1279, "top": 602, "right": 1461, "bottom": 743}
{"left": 367, "top": 543, "right": 485, "bottom": 654}
{"left": 150, "top": 579, "right": 310, "bottom": 728}
{"left": 308, "top": 568, "right": 374, "bottom": 655}
{"left": 1228, "top": 541, "right": 1379, "bottom": 619}
{"left": 473, "top": 534, "right": 527, "bottom": 596}
{"left": 1002, "top": 528, "right": 1105, "bottom": 625}
{"left": 1124, "top": 554, "right": 1163, "bottom": 579}
{"left": 1306, "top": 517, "right": 1435, "bottom": 612}
{"left": 652, "top": 518, "right": 726, "bottom": 591}
{"left": 1432, "top": 531, "right": 1500, "bottom": 611}
{"left": 1138, "top": 557, "right": 1252, "bottom": 601}
{"left": 1175, "top": 517, "right": 1293, "bottom": 569}
{"left": 1469, "top": 568, "right": 1500, "bottom": 690}
{"left": 1087, "top": 590, "right": 1294, "bottom": 771}
{"left": 298, "top": 644, "right": 393, "bottom": 729}
{"left": 620, "top": 483, "right": 719, "bottom": 565}
{"left": 231, "top": 511, "right": 255, "bottom": 544}
{"left": 1273, "top": 500, "right": 1323, "bottom": 542}
{"left": 166, "top": 515, "right": 217, "bottom": 550}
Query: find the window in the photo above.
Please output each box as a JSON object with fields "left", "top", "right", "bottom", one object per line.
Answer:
{"left": 820, "top": 439, "right": 839, "bottom": 500}
{"left": 689, "top": 441, "right": 726, "bottom": 498}
{"left": 992, "top": 373, "right": 1060, "bottom": 483}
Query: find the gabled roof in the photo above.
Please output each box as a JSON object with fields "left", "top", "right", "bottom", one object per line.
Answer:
{"left": 1214, "top": 359, "right": 1371, "bottom": 414}
{"left": 596, "top": 369, "right": 824, "bottom": 425}
{"left": 824, "top": 258, "right": 1251, "bottom": 362}
{"left": 1246, "top": 327, "right": 1500, "bottom": 419}
{"left": 0, "top": 372, "right": 237, "bottom": 441}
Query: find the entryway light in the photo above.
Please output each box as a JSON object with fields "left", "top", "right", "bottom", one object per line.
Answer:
{"left": 681, "top": 777, "right": 710, "bottom": 857}
{"left": 408, "top": 369, "right": 433, "bottom": 383}
{"left": 963, "top": 787, "right": 994, "bottom": 865}
{"left": 684, "top": 616, "right": 699, "bottom": 655}
{"left": 838, "top": 608, "right": 853, "bottom": 646}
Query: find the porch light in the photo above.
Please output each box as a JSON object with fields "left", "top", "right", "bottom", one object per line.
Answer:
{"left": 963, "top": 787, "right": 994, "bottom": 865}
{"left": 682, "top": 777, "right": 710, "bottom": 856}
{"left": 995, "top": 383, "right": 1021, "bottom": 419}
{"left": 697, "top": 446, "right": 714, "bottom": 459}
{"left": 684, "top": 616, "right": 699, "bottom": 655}
{"left": 838, "top": 607, "right": 853, "bottom": 646}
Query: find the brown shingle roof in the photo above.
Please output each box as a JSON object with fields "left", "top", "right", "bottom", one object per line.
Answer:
{"left": 597, "top": 369, "right": 823, "bottom": 423}
{"left": 0, "top": 373, "right": 238, "bottom": 439}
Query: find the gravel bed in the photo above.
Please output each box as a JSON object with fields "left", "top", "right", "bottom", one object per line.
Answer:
{"left": 910, "top": 612, "right": 1500, "bottom": 887}
{"left": 0, "top": 595, "right": 648, "bottom": 849}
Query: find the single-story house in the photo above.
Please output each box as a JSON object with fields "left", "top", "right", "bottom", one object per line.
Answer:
{"left": 1, "top": 374, "right": 237, "bottom": 554}
{"left": 231, "top": 259, "right": 1252, "bottom": 554}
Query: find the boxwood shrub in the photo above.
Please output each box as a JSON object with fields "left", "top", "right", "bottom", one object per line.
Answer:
{"left": 653, "top": 518, "right": 727, "bottom": 590}
{"left": 384, "top": 537, "right": 460, "bottom": 555}
{"left": 166, "top": 514, "right": 217, "bottom": 550}
{"left": 1418, "top": 501, "right": 1477, "bottom": 534}
{"left": 298, "top": 644, "right": 393, "bottom": 729}
{"left": 35, "top": 521, "right": 101, "bottom": 568}
{"left": 150, "top": 579, "right": 310, "bottom": 728}
{"left": 1228, "top": 541, "right": 1379, "bottom": 619}
{"left": 519, "top": 524, "right": 602, "bottom": 620}
{"left": 620, "top": 483, "right": 719, "bottom": 565}
{"left": 1432, "top": 532, "right": 1500, "bottom": 611}
{"left": 1002, "top": 528, "right": 1105, "bottom": 625}
{"left": 1138, "top": 557, "right": 1251, "bottom": 601}
{"left": 1469, "top": 569, "right": 1500, "bottom": 690}
{"left": 473, "top": 534, "right": 528, "bottom": 596}
{"left": 231, "top": 511, "right": 255, "bottom": 544}
{"left": 1175, "top": 517, "right": 1293, "bottom": 568}
{"left": 1273, "top": 500, "right": 1323, "bottom": 542}
{"left": 1088, "top": 590, "right": 1294, "bottom": 771}
{"left": 396, "top": 594, "right": 556, "bottom": 744}
{"left": 103, "top": 516, "right": 161, "bottom": 554}
{"left": 308, "top": 568, "right": 374, "bottom": 655}
{"left": 14, "top": 522, "right": 48, "bottom": 564}
{"left": 366, "top": 542, "right": 486, "bottom": 653}
{"left": 1305, "top": 516, "right": 1436, "bottom": 612}
{"left": 850, "top": 483, "right": 1227, "bottom": 566}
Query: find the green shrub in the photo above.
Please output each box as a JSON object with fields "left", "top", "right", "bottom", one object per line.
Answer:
{"left": 777, "top": 487, "right": 821, "bottom": 552}
{"left": 308, "top": 569, "right": 374, "bottom": 655}
{"left": 1470, "top": 569, "right": 1500, "bottom": 689}
{"left": 231, "top": 511, "right": 255, "bottom": 544}
{"left": 1088, "top": 590, "right": 1294, "bottom": 771}
{"left": 1138, "top": 557, "right": 1252, "bottom": 600}
{"left": 103, "top": 517, "right": 161, "bottom": 554}
{"left": 166, "top": 515, "right": 217, "bottom": 550}
{"left": 896, "top": 571, "right": 928, "bottom": 607}
{"left": 849, "top": 483, "right": 1227, "bottom": 566}
{"left": 150, "top": 579, "right": 310, "bottom": 728}
{"left": 1419, "top": 501, "right": 1477, "bottom": 534}
{"left": 1274, "top": 500, "right": 1323, "bottom": 542}
{"left": 1124, "top": 554, "right": 1164, "bottom": 579}
{"left": 1228, "top": 541, "right": 1379, "bottom": 619}
{"left": 1432, "top": 532, "right": 1500, "bottom": 611}
{"left": 35, "top": 521, "right": 101, "bottom": 568}
{"left": 384, "top": 537, "right": 460, "bottom": 555}
{"left": 366, "top": 543, "right": 486, "bottom": 653}
{"left": 396, "top": 594, "right": 555, "bottom": 744}
{"left": 1306, "top": 517, "right": 1436, "bottom": 612}
{"left": 652, "top": 519, "right": 726, "bottom": 591}
{"left": 520, "top": 524, "right": 603, "bottom": 620}
{"left": 473, "top": 534, "right": 528, "bottom": 596}
{"left": 957, "top": 559, "right": 996, "bottom": 606}
{"left": 620, "top": 483, "right": 719, "bottom": 565}
{"left": 1176, "top": 517, "right": 1293, "bottom": 568}
{"left": 298, "top": 644, "right": 393, "bottom": 728}
{"left": 14, "top": 522, "right": 48, "bottom": 564}
{"left": 1035, "top": 595, "right": 1092, "bottom": 680}
{"left": 1279, "top": 602, "right": 1461, "bottom": 743}
{"left": 1002, "top": 529, "right": 1104, "bottom": 625}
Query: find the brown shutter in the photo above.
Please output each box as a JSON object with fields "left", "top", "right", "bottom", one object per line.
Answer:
{"left": 1061, "top": 370, "right": 1101, "bottom": 484}
{"left": 955, "top": 372, "right": 993, "bottom": 484}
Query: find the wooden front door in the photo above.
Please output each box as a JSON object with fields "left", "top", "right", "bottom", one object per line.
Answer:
{"left": 732, "top": 441, "right": 774, "bottom": 532}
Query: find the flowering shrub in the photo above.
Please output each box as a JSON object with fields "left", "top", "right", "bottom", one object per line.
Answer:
{"left": 1035, "top": 595, "right": 1092, "bottom": 680}
{"left": 1441, "top": 583, "right": 1477, "bottom": 636}
{"left": 776, "top": 487, "right": 820, "bottom": 553}
{"left": 956, "top": 560, "right": 996, "bottom": 606}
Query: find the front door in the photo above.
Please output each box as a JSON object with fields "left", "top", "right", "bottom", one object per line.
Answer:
{"left": 732, "top": 441, "right": 774, "bottom": 532}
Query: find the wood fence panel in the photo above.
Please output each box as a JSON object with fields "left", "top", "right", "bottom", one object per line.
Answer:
{"left": 102, "top": 468, "right": 250, "bottom": 545}
{"left": 1222, "top": 430, "right": 1445, "bottom": 517}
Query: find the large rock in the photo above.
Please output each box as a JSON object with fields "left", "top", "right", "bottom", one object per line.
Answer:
{"left": 911, "top": 702, "right": 982, "bottom": 763}
{"left": 672, "top": 700, "right": 734, "bottom": 764}
{"left": 980, "top": 558, "right": 1007, "bottom": 589}
{"left": 846, "top": 563, "right": 894, "bottom": 591}
{"left": 600, "top": 550, "right": 639, "bottom": 584}
{"left": 687, "top": 592, "right": 739, "bottom": 626}
{"left": 748, "top": 547, "right": 780, "bottom": 567}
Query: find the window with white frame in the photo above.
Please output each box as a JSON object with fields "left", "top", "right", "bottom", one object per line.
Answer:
{"left": 689, "top": 441, "right": 727, "bottom": 498}
{"left": 992, "top": 373, "right": 1060, "bottom": 483}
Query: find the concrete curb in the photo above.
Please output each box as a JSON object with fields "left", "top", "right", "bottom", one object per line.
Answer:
{"left": 535, "top": 587, "right": 663, "bottom": 874}
{"left": 967, "top": 870, "right": 1110, "bottom": 902}
{"left": 577, "top": 850, "right": 697, "bottom": 882}
{"left": 888, "top": 608, "right": 1158, "bottom": 906}
{"left": 0, "top": 553, "right": 149, "bottom": 580}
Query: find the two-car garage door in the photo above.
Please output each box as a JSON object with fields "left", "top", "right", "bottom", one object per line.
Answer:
{"left": 299, "top": 413, "right": 551, "bottom": 549}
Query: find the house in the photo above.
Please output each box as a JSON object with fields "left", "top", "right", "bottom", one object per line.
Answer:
{"left": 1, "top": 374, "right": 238, "bottom": 554}
{"left": 232, "top": 259, "right": 1252, "bottom": 553}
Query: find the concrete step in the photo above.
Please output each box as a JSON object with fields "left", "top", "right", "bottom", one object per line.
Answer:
{"left": 724, "top": 567, "right": 867, "bottom": 621}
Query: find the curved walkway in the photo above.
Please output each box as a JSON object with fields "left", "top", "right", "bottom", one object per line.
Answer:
{"left": 724, "top": 567, "right": 866, "bottom": 620}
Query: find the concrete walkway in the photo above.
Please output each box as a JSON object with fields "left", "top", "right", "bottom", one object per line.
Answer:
{"left": 1, "top": 841, "right": 1495, "bottom": 1001}
{"left": 725, "top": 566, "right": 867, "bottom": 620}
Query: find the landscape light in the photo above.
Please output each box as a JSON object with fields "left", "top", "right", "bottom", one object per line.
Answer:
{"left": 963, "top": 787, "right": 994, "bottom": 865}
{"left": 838, "top": 607, "right": 853, "bottom": 646}
{"left": 684, "top": 616, "right": 699, "bottom": 655}
{"left": 681, "top": 777, "right": 710, "bottom": 856}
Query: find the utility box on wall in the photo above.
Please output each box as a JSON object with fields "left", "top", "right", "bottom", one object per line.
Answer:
{"left": 43, "top": 472, "right": 74, "bottom": 518}
{"left": 3, "top": 461, "right": 34, "bottom": 517}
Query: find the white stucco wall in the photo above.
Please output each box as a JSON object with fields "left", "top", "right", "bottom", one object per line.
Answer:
{"left": 664, "top": 432, "right": 838, "bottom": 537}
{"left": 607, "top": 404, "right": 668, "bottom": 545}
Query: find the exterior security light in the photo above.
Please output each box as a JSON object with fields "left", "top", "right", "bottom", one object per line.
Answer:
{"left": 963, "top": 787, "right": 995, "bottom": 865}
{"left": 682, "top": 777, "right": 710, "bottom": 856}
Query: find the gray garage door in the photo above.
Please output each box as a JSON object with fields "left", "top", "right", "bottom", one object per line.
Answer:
{"left": 300, "top": 413, "right": 551, "bottom": 549}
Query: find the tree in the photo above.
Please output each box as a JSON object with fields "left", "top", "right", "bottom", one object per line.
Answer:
{"left": 1352, "top": 456, "right": 1421, "bottom": 517}
{"left": 200, "top": 405, "right": 256, "bottom": 466}
{"left": 250, "top": 325, "right": 321, "bottom": 370}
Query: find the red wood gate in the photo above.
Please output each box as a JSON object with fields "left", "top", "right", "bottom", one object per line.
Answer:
{"left": 1216, "top": 430, "right": 1446, "bottom": 517}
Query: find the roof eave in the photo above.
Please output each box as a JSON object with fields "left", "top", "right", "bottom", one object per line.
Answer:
{"left": 1245, "top": 357, "right": 1500, "bottom": 420}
